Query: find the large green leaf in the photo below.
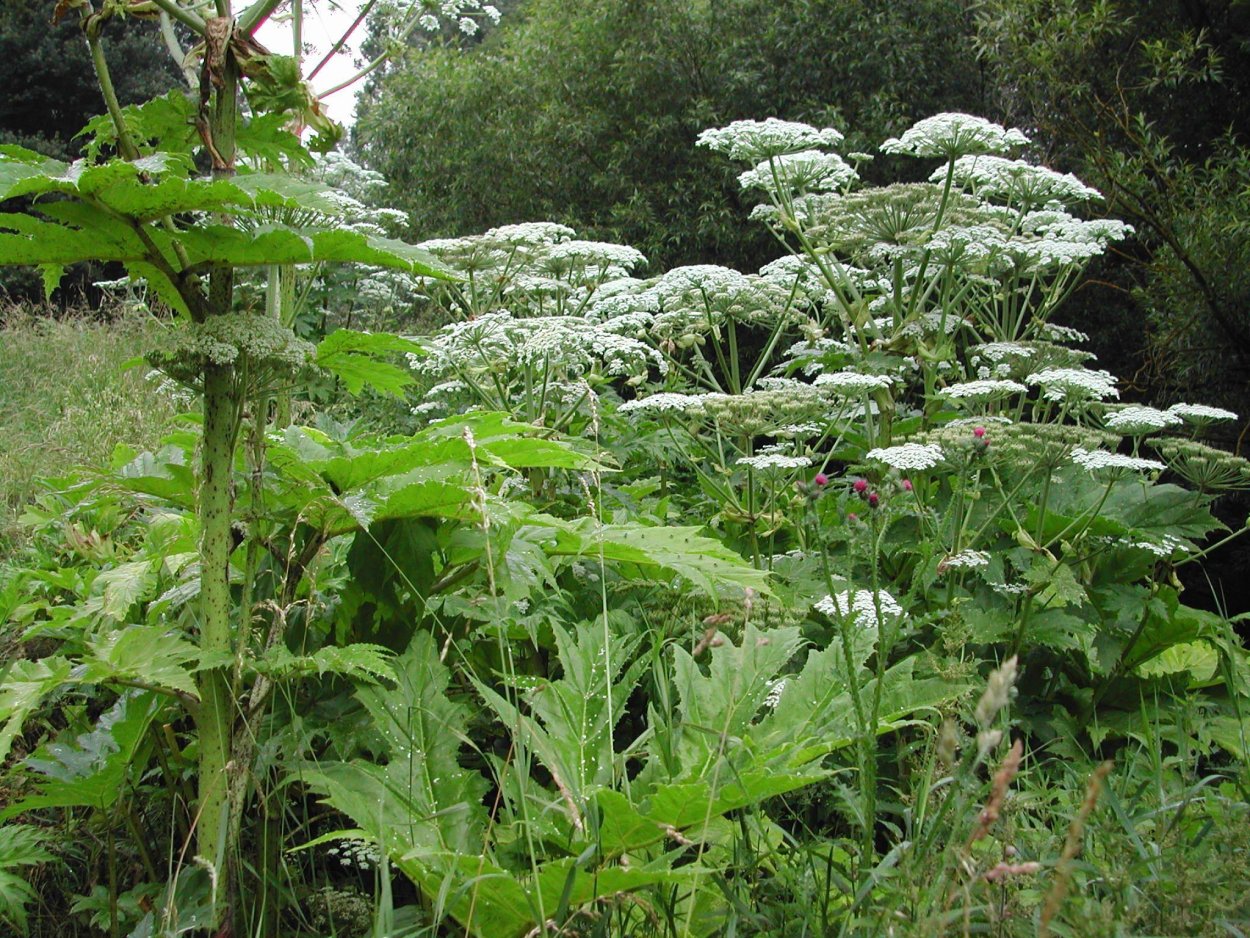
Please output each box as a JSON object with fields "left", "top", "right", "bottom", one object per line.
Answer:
{"left": 668, "top": 622, "right": 803, "bottom": 775}
{"left": 316, "top": 329, "right": 425, "bottom": 397}
{"left": 1, "top": 692, "right": 162, "bottom": 819}
{"left": 0, "top": 657, "right": 73, "bottom": 765}
{"left": 540, "top": 517, "right": 771, "bottom": 598}
{"left": 298, "top": 632, "right": 487, "bottom": 856}
{"left": 0, "top": 150, "right": 454, "bottom": 294}
{"left": 79, "top": 626, "right": 200, "bottom": 700}
{"left": 475, "top": 621, "right": 642, "bottom": 809}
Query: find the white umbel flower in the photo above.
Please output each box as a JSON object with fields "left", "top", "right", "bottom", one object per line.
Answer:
{"left": 814, "top": 589, "right": 903, "bottom": 628}
{"left": 1027, "top": 368, "right": 1120, "bottom": 402}
{"left": 1104, "top": 405, "right": 1182, "bottom": 435}
{"left": 937, "top": 155, "right": 1102, "bottom": 207}
{"left": 813, "top": 371, "right": 895, "bottom": 393}
{"left": 880, "top": 113, "right": 1029, "bottom": 158}
{"left": 940, "top": 379, "right": 1027, "bottom": 400}
{"left": 1167, "top": 403, "right": 1239, "bottom": 424}
{"left": 738, "top": 150, "right": 858, "bottom": 194}
{"left": 697, "top": 117, "right": 845, "bottom": 161}
{"left": 939, "top": 549, "right": 992, "bottom": 570}
{"left": 1071, "top": 447, "right": 1166, "bottom": 474}
{"left": 484, "top": 222, "right": 576, "bottom": 245}
{"left": 866, "top": 442, "right": 945, "bottom": 471}
{"left": 618, "top": 392, "right": 709, "bottom": 416}
{"left": 763, "top": 678, "right": 787, "bottom": 710}
{"left": 736, "top": 453, "right": 813, "bottom": 471}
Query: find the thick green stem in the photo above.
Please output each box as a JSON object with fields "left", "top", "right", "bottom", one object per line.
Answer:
{"left": 196, "top": 362, "right": 236, "bottom": 917}
{"left": 196, "top": 22, "right": 241, "bottom": 929}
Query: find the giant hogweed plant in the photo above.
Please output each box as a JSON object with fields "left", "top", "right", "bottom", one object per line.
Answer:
{"left": 0, "top": 0, "right": 508, "bottom": 931}
{"left": 341, "top": 111, "right": 1250, "bottom": 929}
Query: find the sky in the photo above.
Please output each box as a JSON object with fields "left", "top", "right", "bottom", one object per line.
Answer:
{"left": 255, "top": 1, "right": 366, "bottom": 126}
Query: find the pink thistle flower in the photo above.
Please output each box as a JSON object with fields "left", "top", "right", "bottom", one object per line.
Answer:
{"left": 814, "top": 472, "right": 829, "bottom": 487}
{"left": 973, "top": 426, "right": 986, "bottom": 439}
{"left": 902, "top": 479, "right": 913, "bottom": 491}
{"left": 852, "top": 478, "right": 869, "bottom": 494}
{"left": 868, "top": 492, "right": 880, "bottom": 508}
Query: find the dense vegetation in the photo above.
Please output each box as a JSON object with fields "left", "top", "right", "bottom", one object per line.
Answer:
{"left": 1, "top": 1, "right": 1248, "bottom": 937}
{"left": 354, "top": 0, "right": 985, "bottom": 271}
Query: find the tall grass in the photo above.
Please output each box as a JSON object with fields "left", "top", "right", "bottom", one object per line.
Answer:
{"left": 0, "top": 304, "right": 181, "bottom": 552}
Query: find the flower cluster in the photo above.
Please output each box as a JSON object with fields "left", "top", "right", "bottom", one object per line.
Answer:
{"left": 938, "top": 549, "right": 992, "bottom": 571}
{"left": 1104, "top": 405, "right": 1182, "bottom": 435}
{"left": 1070, "top": 447, "right": 1166, "bottom": 475}
{"left": 738, "top": 151, "right": 859, "bottom": 196}
{"left": 1027, "top": 367, "right": 1120, "bottom": 402}
{"left": 696, "top": 118, "right": 845, "bottom": 161}
{"left": 736, "top": 453, "right": 813, "bottom": 471}
{"left": 938, "top": 155, "right": 1102, "bottom": 208}
{"left": 940, "top": 379, "right": 1027, "bottom": 400}
{"left": 814, "top": 589, "right": 903, "bottom": 629}
{"left": 1167, "top": 402, "right": 1239, "bottom": 425}
{"left": 410, "top": 0, "right": 501, "bottom": 36}
{"left": 413, "top": 310, "right": 666, "bottom": 385}
{"left": 866, "top": 442, "right": 945, "bottom": 471}
{"left": 880, "top": 113, "right": 1029, "bottom": 159}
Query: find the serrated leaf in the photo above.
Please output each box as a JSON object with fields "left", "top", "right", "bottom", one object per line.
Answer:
{"left": 253, "top": 643, "right": 395, "bottom": 683}
{"left": 475, "top": 621, "right": 642, "bottom": 808}
{"left": 320, "top": 355, "right": 413, "bottom": 397}
{"left": 2, "top": 692, "right": 162, "bottom": 819}
{"left": 667, "top": 623, "right": 803, "bottom": 775}
{"left": 38, "top": 264, "right": 63, "bottom": 301}
{"left": 298, "top": 632, "right": 486, "bottom": 856}
{"left": 0, "top": 657, "right": 74, "bottom": 765}
{"left": 1025, "top": 558, "right": 1086, "bottom": 608}
{"left": 81, "top": 627, "right": 199, "bottom": 699}
{"left": 542, "top": 517, "right": 771, "bottom": 598}
{"left": 95, "top": 559, "right": 158, "bottom": 621}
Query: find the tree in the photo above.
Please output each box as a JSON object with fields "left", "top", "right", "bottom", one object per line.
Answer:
{"left": 0, "top": 0, "right": 182, "bottom": 160}
{"left": 974, "top": 0, "right": 1250, "bottom": 417}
